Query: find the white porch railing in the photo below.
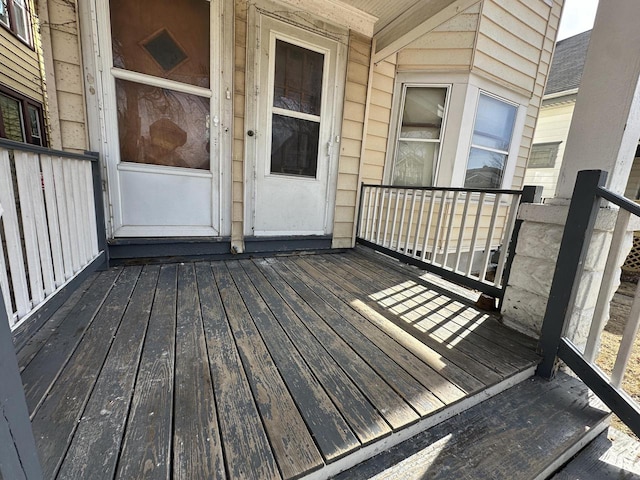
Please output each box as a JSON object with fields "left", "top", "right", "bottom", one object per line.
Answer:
{"left": 356, "top": 184, "right": 537, "bottom": 298}
{"left": 0, "top": 140, "right": 105, "bottom": 331}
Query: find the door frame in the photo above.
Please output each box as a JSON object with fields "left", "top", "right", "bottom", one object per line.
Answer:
{"left": 78, "top": 0, "right": 234, "bottom": 239}
{"left": 243, "top": 0, "right": 347, "bottom": 237}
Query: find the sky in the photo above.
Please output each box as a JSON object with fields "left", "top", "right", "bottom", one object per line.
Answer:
{"left": 557, "top": 0, "right": 599, "bottom": 41}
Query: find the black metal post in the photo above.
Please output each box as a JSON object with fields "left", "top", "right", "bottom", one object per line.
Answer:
{"left": 537, "top": 170, "right": 608, "bottom": 379}
{"left": 499, "top": 185, "right": 543, "bottom": 309}
{"left": 90, "top": 155, "right": 109, "bottom": 269}
{"left": 0, "top": 295, "right": 43, "bottom": 480}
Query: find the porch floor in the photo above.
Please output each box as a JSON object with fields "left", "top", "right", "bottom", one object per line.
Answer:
{"left": 18, "top": 249, "right": 540, "bottom": 479}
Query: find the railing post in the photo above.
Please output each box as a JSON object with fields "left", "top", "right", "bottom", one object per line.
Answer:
{"left": 499, "top": 185, "right": 543, "bottom": 309}
{"left": 537, "top": 170, "right": 608, "bottom": 379}
{"left": 89, "top": 154, "right": 109, "bottom": 269}
{"left": 0, "top": 294, "right": 43, "bottom": 480}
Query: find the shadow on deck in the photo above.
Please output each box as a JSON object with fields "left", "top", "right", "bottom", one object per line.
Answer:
{"left": 18, "top": 249, "right": 541, "bottom": 479}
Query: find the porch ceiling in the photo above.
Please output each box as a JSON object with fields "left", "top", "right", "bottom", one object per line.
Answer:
{"left": 340, "top": 0, "right": 479, "bottom": 62}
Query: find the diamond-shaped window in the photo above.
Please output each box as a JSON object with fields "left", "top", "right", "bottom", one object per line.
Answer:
{"left": 142, "top": 29, "right": 188, "bottom": 72}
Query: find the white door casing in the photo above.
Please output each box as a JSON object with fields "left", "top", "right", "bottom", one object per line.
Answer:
{"left": 245, "top": 5, "right": 347, "bottom": 237}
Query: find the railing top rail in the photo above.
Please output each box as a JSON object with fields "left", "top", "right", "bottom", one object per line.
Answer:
{"left": 0, "top": 138, "right": 99, "bottom": 163}
{"left": 597, "top": 186, "right": 640, "bottom": 218}
{"left": 361, "top": 183, "right": 524, "bottom": 195}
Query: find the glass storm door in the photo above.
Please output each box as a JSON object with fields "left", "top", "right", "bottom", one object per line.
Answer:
{"left": 106, "top": 0, "right": 219, "bottom": 237}
{"left": 250, "top": 15, "right": 344, "bottom": 236}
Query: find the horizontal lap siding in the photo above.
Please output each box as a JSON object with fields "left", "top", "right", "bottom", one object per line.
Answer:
{"left": 332, "top": 32, "right": 372, "bottom": 248}
{"left": 46, "top": 0, "right": 88, "bottom": 152}
{"left": 523, "top": 101, "right": 575, "bottom": 199}
{"left": 474, "top": 0, "right": 562, "bottom": 190}
{"left": 396, "top": 3, "right": 480, "bottom": 72}
{"left": 0, "top": 26, "right": 43, "bottom": 102}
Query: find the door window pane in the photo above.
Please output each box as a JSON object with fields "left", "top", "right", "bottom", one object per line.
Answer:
{"left": 391, "top": 86, "right": 447, "bottom": 186}
{"left": 393, "top": 141, "right": 438, "bottom": 187}
{"left": 0, "top": 93, "right": 24, "bottom": 142}
{"left": 271, "top": 114, "right": 319, "bottom": 177}
{"left": 273, "top": 40, "right": 323, "bottom": 115}
{"left": 116, "top": 79, "right": 210, "bottom": 170}
{"left": 110, "top": 0, "right": 210, "bottom": 87}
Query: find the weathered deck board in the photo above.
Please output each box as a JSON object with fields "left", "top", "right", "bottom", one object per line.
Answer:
{"left": 115, "top": 265, "right": 177, "bottom": 480}
{"left": 243, "top": 259, "right": 392, "bottom": 445}
{"left": 310, "top": 254, "right": 531, "bottom": 378}
{"left": 344, "top": 253, "right": 540, "bottom": 362}
{"left": 21, "top": 269, "right": 120, "bottom": 414}
{"left": 196, "top": 262, "right": 281, "bottom": 480}
{"left": 16, "top": 272, "right": 98, "bottom": 371}
{"left": 21, "top": 252, "right": 541, "bottom": 480}
{"left": 173, "top": 263, "right": 225, "bottom": 479}
{"left": 212, "top": 261, "right": 323, "bottom": 479}
{"left": 56, "top": 265, "right": 159, "bottom": 480}
{"left": 31, "top": 266, "right": 141, "bottom": 478}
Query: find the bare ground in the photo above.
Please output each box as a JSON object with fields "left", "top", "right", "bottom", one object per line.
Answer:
{"left": 596, "top": 277, "right": 640, "bottom": 440}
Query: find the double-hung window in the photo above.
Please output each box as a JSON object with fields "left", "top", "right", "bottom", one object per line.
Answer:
{"left": 464, "top": 93, "right": 517, "bottom": 188}
{"left": 0, "top": 0, "right": 31, "bottom": 45}
{"left": 391, "top": 86, "right": 448, "bottom": 187}
{"left": 0, "top": 88, "right": 46, "bottom": 146}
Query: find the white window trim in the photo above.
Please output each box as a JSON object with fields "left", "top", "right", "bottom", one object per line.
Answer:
{"left": 386, "top": 82, "right": 452, "bottom": 186}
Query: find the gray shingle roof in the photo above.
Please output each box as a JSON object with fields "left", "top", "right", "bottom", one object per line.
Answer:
{"left": 545, "top": 30, "right": 591, "bottom": 96}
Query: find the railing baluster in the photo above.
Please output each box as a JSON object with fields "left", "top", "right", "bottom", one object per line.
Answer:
{"left": 404, "top": 190, "right": 418, "bottom": 255}
{"left": 493, "top": 193, "right": 521, "bottom": 287}
{"left": 466, "top": 192, "right": 486, "bottom": 277}
{"left": 41, "top": 155, "right": 66, "bottom": 286}
{"left": 0, "top": 150, "right": 30, "bottom": 317}
{"left": 383, "top": 188, "right": 393, "bottom": 248}
{"left": 479, "top": 193, "right": 502, "bottom": 282}
{"left": 390, "top": 189, "right": 401, "bottom": 251}
{"left": 375, "top": 188, "right": 385, "bottom": 244}
{"left": 431, "top": 191, "right": 449, "bottom": 266}
{"left": 584, "top": 208, "right": 632, "bottom": 362}
{"left": 413, "top": 191, "right": 427, "bottom": 257}
{"left": 453, "top": 192, "right": 471, "bottom": 273}
{"left": 421, "top": 190, "right": 437, "bottom": 262}
{"left": 611, "top": 280, "right": 640, "bottom": 387}
{"left": 396, "top": 189, "right": 409, "bottom": 252}
{"left": 0, "top": 204, "right": 13, "bottom": 323}
{"left": 365, "top": 187, "right": 374, "bottom": 240}
{"left": 53, "top": 156, "right": 74, "bottom": 279}
{"left": 442, "top": 191, "right": 460, "bottom": 269}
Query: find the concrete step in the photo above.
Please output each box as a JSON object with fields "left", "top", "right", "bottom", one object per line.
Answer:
{"left": 334, "top": 373, "right": 610, "bottom": 480}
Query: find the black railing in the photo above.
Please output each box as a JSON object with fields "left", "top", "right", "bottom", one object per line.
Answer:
{"left": 538, "top": 169, "right": 640, "bottom": 437}
{"left": 355, "top": 184, "right": 541, "bottom": 299}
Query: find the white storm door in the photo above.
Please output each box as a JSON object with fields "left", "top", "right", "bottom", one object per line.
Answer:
{"left": 250, "top": 15, "right": 344, "bottom": 236}
{"left": 102, "top": 0, "right": 220, "bottom": 237}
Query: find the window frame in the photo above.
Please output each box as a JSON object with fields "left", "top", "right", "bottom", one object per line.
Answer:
{"left": 387, "top": 82, "right": 452, "bottom": 187}
{"left": 0, "top": 0, "right": 32, "bottom": 46}
{"left": 0, "top": 85, "right": 47, "bottom": 146}
{"left": 464, "top": 91, "right": 519, "bottom": 189}
{"left": 528, "top": 141, "right": 561, "bottom": 169}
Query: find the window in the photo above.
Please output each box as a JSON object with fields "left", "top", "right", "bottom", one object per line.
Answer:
{"left": 0, "top": 0, "right": 31, "bottom": 45}
{"left": 0, "top": 88, "right": 46, "bottom": 146}
{"left": 465, "top": 93, "right": 517, "bottom": 189}
{"left": 528, "top": 142, "right": 560, "bottom": 168}
{"left": 391, "top": 86, "right": 448, "bottom": 186}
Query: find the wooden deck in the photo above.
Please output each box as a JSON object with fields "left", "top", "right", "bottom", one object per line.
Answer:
{"left": 18, "top": 250, "right": 540, "bottom": 479}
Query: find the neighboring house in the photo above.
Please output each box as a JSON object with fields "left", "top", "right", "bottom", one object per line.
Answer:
{"left": 8, "top": 0, "right": 562, "bottom": 257}
{"left": 0, "top": 0, "right": 47, "bottom": 147}
{"left": 524, "top": 29, "right": 640, "bottom": 200}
